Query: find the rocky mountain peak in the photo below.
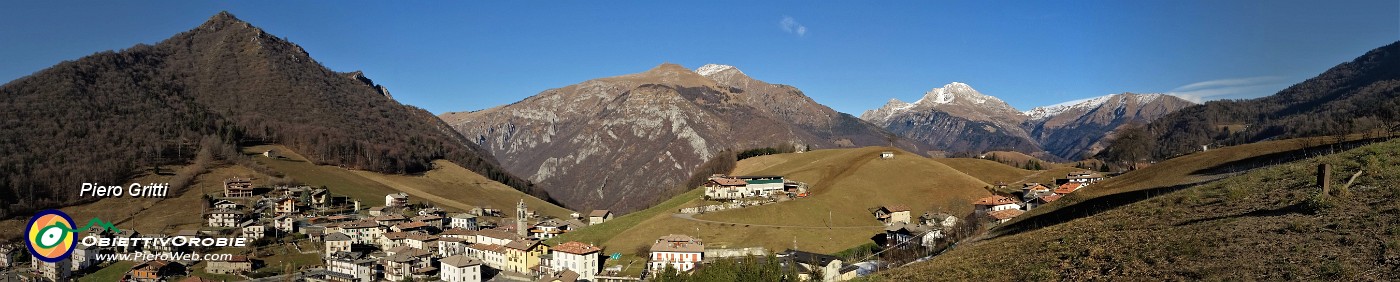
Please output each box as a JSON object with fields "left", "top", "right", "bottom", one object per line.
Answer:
{"left": 198, "top": 11, "right": 254, "bottom": 32}
{"left": 645, "top": 63, "right": 692, "bottom": 74}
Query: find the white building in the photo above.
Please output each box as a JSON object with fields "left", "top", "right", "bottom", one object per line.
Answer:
{"left": 33, "top": 258, "right": 71, "bottom": 282}
{"left": 703, "top": 177, "right": 751, "bottom": 200}
{"left": 274, "top": 215, "right": 298, "bottom": 234}
{"left": 737, "top": 176, "right": 786, "bottom": 197}
{"left": 449, "top": 213, "right": 479, "bottom": 230}
{"left": 549, "top": 241, "right": 602, "bottom": 281}
{"left": 324, "top": 233, "right": 353, "bottom": 257}
{"left": 71, "top": 244, "right": 99, "bottom": 272}
{"left": 973, "top": 195, "right": 1022, "bottom": 214}
{"left": 466, "top": 243, "right": 509, "bottom": 271}
{"left": 440, "top": 255, "right": 483, "bottom": 282}
{"left": 334, "top": 220, "right": 383, "bottom": 244}
{"left": 649, "top": 234, "right": 704, "bottom": 272}
{"left": 242, "top": 225, "right": 267, "bottom": 240}
{"left": 386, "top": 192, "right": 409, "bottom": 207}
{"left": 205, "top": 208, "right": 246, "bottom": 228}
{"left": 325, "top": 251, "right": 377, "bottom": 282}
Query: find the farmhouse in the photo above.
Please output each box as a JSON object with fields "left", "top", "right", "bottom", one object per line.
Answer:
{"left": 873, "top": 205, "right": 913, "bottom": 224}
{"left": 884, "top": 223, "right": 940, "bottom": 248}
{"left": 973, "top": 195, "right": 1022, "bottom": 215}
{"left": 703, "top": 177, "right": 750, "bottom": 200}
{"left": 223, "top": 177, "right": 254, "bottom": 198}
{"left": 587, "top": 210, "right": 612, "bottom": 225}
{"left": 649, "top": 234, "right": 705, "bottom": 272}
{"left": 703, "top": 175, "right": 790, "bottom": 200}
{"left": 1058, "top": 171, "right": 1105, "bottom": 185}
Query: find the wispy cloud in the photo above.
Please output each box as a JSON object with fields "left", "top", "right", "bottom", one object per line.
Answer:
{"left": 780, "top": 16, "right": 807, "bottom": 37}
{"left": 1168, "top": 76, "right": 1288, "bottom": 103}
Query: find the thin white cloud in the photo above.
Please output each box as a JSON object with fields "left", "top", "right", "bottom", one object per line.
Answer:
{"left": 1167, "top": 76, "right": 1288, "bottom": 103}
{"left": 780, "top": 16, "right": 807, "bottom": 37}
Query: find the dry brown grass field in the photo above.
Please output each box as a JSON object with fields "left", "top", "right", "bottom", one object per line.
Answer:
{"left": 881, "top": 137, "right": 1400, "bottom": 280}
{"left": 551, "top": 146, "right": 996, "bottom": 276}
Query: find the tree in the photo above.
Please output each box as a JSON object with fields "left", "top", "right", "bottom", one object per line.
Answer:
{"left": 1102, "top": 125, "right": 1154, "bottom": 168}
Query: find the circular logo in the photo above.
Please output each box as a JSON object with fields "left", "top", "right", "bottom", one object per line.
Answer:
{"left": 26, "top": 209, "right": 76, "bottom": 263}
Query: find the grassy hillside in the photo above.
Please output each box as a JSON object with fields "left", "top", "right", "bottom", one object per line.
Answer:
{"left": 703, "top": 148, "right": 991, "bottom": 225}
{"left": 995, "top": 135, "right": 1373, "bottom": 237}
{"left": 0, "top": 145, "right": 569, "bottom": 241}
{"left": 546, "top": 147, "right": 993, "bottom": 277}
{"left": 883, "top": 137, "right": 1400, "bottom": 280}
{"left": 245, "top": 144, "right": 572, "bottom": 218}
{"left": 928, "top": 158, "right": 1081, "bottom": 192}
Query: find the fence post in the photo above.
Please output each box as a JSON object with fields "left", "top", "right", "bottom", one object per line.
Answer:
{"left": 1317, "top": 164, "right": 1331, "bottom": 195}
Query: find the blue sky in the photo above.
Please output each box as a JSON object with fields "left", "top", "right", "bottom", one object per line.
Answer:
{"left": 1, "top": 1, "right": 1396, "bottom": 115}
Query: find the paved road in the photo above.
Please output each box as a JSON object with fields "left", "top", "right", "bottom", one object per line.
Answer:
{"left": 671, "top": 213, "right": 883, "bottom": 229}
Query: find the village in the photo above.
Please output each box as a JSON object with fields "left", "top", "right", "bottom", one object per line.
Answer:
{"left": 1, "top": 151, "right": 1105, "bottom": 282}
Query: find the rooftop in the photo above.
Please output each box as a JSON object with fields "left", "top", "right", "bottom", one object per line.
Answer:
{"left": 440, "top": 255, "right": 482, "bottom": 268}
{"left": 553, "top": 241, "right": 602, "bottom": 255}
{"left": 973, "top": 195, "right": 1019, "bottom": 206}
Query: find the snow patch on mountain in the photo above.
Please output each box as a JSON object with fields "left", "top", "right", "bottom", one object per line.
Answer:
{"left": 696, "top": 64, "right": 740, "bottom": 77}
{"left": 1024, "top": 94, "right": 1116, "bottom": 120}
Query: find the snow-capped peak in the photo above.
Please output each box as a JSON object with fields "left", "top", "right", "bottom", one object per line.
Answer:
{"left": 696, "top": 64, "right": 741, "bottom": 77}
{"left": 915, "top": 82, "right": 991, "bottom": 105}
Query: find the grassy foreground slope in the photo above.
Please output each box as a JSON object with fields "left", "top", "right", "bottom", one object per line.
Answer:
{"left": 550, "top": 146, "right": 993, "bottom": 276}
{"left": 995, "top": 136, "right": 1373, "bottom": 236}
{"left": 884, "top": 138, "right": 1400, "bottom": 280}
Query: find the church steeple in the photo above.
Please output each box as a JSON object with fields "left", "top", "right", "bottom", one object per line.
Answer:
{"left": 516, "top": 199, "right": 528, "bottom": 238}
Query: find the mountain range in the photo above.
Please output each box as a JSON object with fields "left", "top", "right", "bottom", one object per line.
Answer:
{"left": 861, "top": 83, "right": 1196, "bottom": 160}
{"left": 440, "top": 64, "right": 922, "bottom": 213}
